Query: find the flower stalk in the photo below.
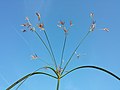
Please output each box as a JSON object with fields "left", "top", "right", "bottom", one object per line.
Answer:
{"left": 60, "top": 33, "right": 67, "bottom": 68}
{"left": 43, "top": 30, "right": 57, "bottom": 69}
{"left": 34, "top": 30, "right": 57, "bottom": 69}
{"left": 56, "top": 79, "right": 60, "bottom": 90}
{"left": 61, "top": 31, "right": 90, "bottom": 75}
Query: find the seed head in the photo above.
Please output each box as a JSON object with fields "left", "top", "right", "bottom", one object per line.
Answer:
{"left": 38, "top": 23, "right": 45, "bottom": 30}
{"left": 59, "top": 21, "right": 65, "bottom": 25}
{"left": 31, "top": 53, "right": 38, "bottom": 60}
{"left": 22, "top": 29, "right": 27, "bottom": 32}
{"left": 70, "top": 20, "right": 73, "bottom": 26}
{"left": 90, "top": 12, "right": 94, "bottom": 19}
{"left": 36, "top": 12, "right": 41, "bottom": 21}
{"left": 102, "top": 28, "right": 109, "bottom": 32}
{"left": 90, "top": 21, "right": 96, "bottom": 31}
{"left": 25, "top": 17, "right": 29, "bottom": 21}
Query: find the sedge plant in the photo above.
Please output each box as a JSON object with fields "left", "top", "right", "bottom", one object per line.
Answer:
{"left": 6, "top": 12, "right": 119, "bottom": 90}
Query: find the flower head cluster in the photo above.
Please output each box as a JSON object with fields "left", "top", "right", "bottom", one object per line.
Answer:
{"left": 101, "top": 28, "right": 109, "bottom": 32}
{"left": 90, "top": 12, "right": 96, "bottom": 32}
{"left": 21, "top": 17, "right": 35, "bottom": 32}
{"left": 21, "top": 12, "right": 45, "bottom": 32}
{"left": 89, "top": 12, "right": 109, "bottom": 32}
{"left": 57, "top": 20, "right": 73, "bottom": 33}
{"left": 36, "top": 12, "right": 41, "bottom": 21}
{"left": 75, "top": 52, "right": 80, "bottom": 59}
{"left": 37, "top": 23, "right": 45, "bottom": 30}
{"left": 31, "top": 53, "right": 39, "bottom": 60}
{"left": 36, "top": 12, "right": 45, "bottom": 30}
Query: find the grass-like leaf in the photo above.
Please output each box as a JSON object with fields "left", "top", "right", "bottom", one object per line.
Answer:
{"left": 61, "top": 65, "right": 120, "bottom": 81}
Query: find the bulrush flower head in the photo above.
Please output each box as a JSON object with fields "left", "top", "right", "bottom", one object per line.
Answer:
{"left": 31, "top": 53, "right": 38, "bottom": 60}
{"left": 57, "top": 20, "right": 72, "bottom": 33}
{"left": 26, "top": 22, "right": 32, "bottom": 28}
{"left": 21, "top": 22, "right": 32, "bottom": 28}
{"left": 25, "top": 17, "right": 29, "bottom": 21}
{"left": 102, "top": 28, "right": 109, "bottom": 32}
{"left": 30, "top": 27, "right": 36, "bottom": 32}
{"left": 22, "top": 29, "right": 27, "bottom": 32}
{"left": 90, "top": 21, "right": 96, "bottom": 31}
{"left": 90, "top": 12, "right": 94, "bottom": 19}
{"left": 38, "top": 23, "right": 45, "bottom": 30}
{"left": 70, "top": 20, "right": 73, "bottom": 26}
{"left": 21, "top": 23, "right": 27, "bottom": 27}
{"left": 59, "top": 21, "right": 65, "bottom": 25}
{"left": 36, "top": 12, "right": 41, "bottom": 21}
{"left": 57, "top": 24, "right": 62, "bottom": 28}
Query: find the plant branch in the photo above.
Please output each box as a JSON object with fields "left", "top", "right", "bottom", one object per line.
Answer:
{"left": 61, "top": 31, "right": 90, "bottom": 75}
{"left": 34, "top": 31, "right": 56, "bottom": 68}
{"left": 61, "top": 65, "right": 120, "bottom": 81}
{"left": 60, "top": 34, "right": 67, "bottom": 68}
{"left": 44, "top": 30, "right": 57, "bottom": 69}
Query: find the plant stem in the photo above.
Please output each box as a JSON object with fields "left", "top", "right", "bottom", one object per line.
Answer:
{"left": 56, "top": 79, "right": 60, "bottom": 90}
{"left": 61, "top": 31, "right": 90, "bottom": 75}
{"left": 44, "top": 30, "right": 57, "bottom": 69}
{"left": 60, "top": 34, "right": 67, "bottom": 68}
{"left": 61, "top": 65, "right": 120, "bottom": 81}
{"left": 34, "top": 31, "right": 56, "bottom": 68}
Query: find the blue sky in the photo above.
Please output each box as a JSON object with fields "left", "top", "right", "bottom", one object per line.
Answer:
{"left": 0, "top": 0, "right": 120, "bottom": 90}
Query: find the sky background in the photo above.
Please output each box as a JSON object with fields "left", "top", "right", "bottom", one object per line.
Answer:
{"left": 0, "top": 0, "right": 120, "bottom": 90}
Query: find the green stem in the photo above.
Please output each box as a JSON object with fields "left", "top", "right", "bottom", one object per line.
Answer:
{"left": 61, "top": 65, "right": 120, "bottom": 81}
{"left": 45, "top": 66, "right": 59, "bottom": 77}
{"left": 6, "top": 72, "right": 57, "bottom": 90}
{"left": 15, "top": 66, "right": 58, "bottom": 90}
{"left": 61, "top": 31, "right": 90, "bottom": 75}
{"left": 34, "top": 31, "right": 56, "bottom": 68}
{"left": 44, "top": 30, "right": 57, "bottom": 69}
{"left": 60, "top": 34, "right": 67, "bottom": 68}
{"left": 15, "top": 78, "right": 27, "bottom": 90}
{"left": 56, "top": 79, "right": 60, "bottom": 90}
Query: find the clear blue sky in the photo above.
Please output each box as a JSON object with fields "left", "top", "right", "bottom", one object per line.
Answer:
{"left": 0, "top": 0, "right": 120, "bottom": 90}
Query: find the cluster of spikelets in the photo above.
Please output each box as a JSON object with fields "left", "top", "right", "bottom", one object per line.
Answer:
{"left": 8, "top": 12, "right": 120, "bottom": 90}
{"left": 21, "top": 12, "right": 109, "bottom": 61}
{"left": 21, "top": 12, "right": 44, "bottom": 32}
{"left": 21, "top": 12, "right": 109, "bottom": 33}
